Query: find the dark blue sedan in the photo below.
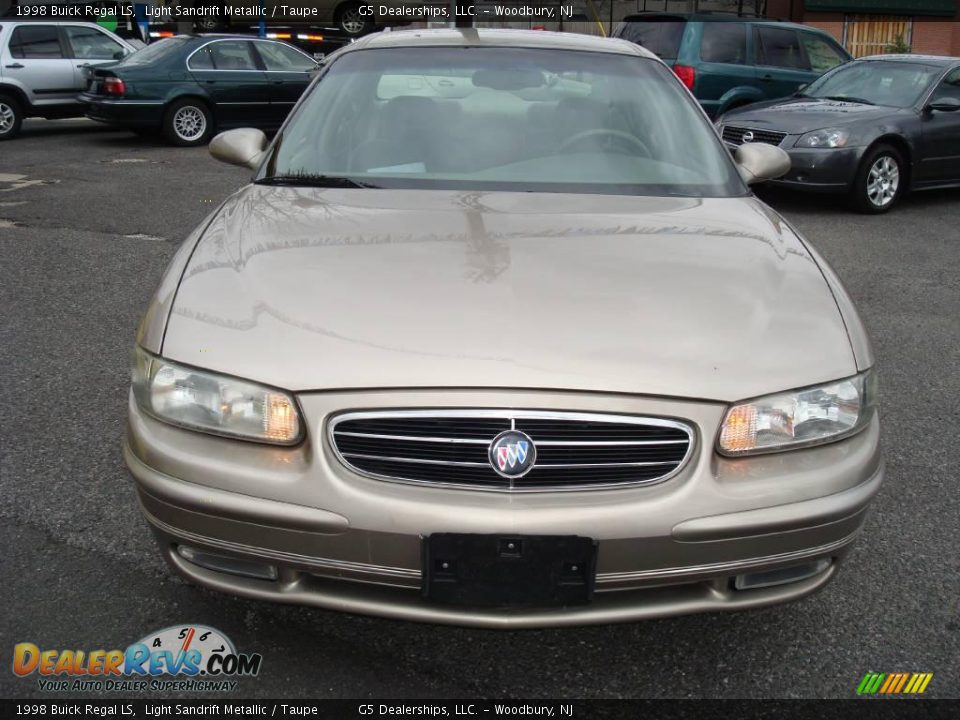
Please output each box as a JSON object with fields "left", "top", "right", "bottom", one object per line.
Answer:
{"left": 80, "top": 34, "right": 319, "bottom": 146}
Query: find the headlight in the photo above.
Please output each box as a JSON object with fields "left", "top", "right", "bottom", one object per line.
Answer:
{"left": 795, "top": 128, "right": 850, "bottom": 148}
{"left": 718, "top": 371, "right": 877, "bottom": 456}
{"left": 131, "top": 347, "right": 302, "bottom": 445}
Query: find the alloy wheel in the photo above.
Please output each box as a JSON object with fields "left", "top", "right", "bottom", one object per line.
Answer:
{"left": 866, "top": 155, "right": 899, "bottom": 208}
{"left": 340, "top": 7, "right": 366, "bottom": 34}
{"left": 0, "top": 102, "right": 14, "bottom": 134}
{"left": 173, "top": 106, "right": 206, "bottom": 143}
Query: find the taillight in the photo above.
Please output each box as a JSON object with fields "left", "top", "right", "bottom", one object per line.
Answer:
{"left": 103, "top": 77, "right": 125, "bottom": 97}
{"left": 672, "top": 64, "right": 696, "bottom": 91}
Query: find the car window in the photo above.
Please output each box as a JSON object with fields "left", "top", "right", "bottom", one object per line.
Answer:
{"left": 757, "top": 27, "right": 808, "bottom": 70}
{"left": 799, "top": 32, "right": 846, "bottom": 74}
{"left": 268, "top": 47, "right": 744, "bottom": 198}
{"left": 930, "top": 68, "right": 960, "bottom": 103}
{"left": 189, "top": 46, "right": 215, "bottom": 70}
{"left": 64, "top": 26, "right": 125, "bottom": 60}
{"left": 255, "top": 41, "right": 315, "bottom": 72}
{"left": 9, "top": 25, "right": 63, "bottom": 59}
{"left": 613, "top": 20, "right": 686, "bottom": 60}
{"left": 121, "top": 36, "right": 188, "bottom": 65}
{"left": 191, "top": 41, "right": 257, "bottom": 71}
{"left": 699, "top": 22, "right": 747, "bottom": 65}
{"left": 802, "top": 60, "right": 943, "bottom": 108}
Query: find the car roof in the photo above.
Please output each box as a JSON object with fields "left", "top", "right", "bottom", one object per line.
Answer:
{"left": 344, "top": 28, "right": 657, "bottom": 60}
{"left": 857, "top": 53, "right": 958, "bottom": 67}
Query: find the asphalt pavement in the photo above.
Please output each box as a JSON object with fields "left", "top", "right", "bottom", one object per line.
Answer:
{"left": 1, "top": 118, "right": 958, "bottom": 700}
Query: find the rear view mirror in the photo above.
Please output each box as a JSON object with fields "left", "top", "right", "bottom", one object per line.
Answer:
{"left": 927, "top": 97, "right": 960, "bottom": 113}
{"left": 734, "top": 143, "right": 791, "bottom": 185}
{"left": 209, "top": 128, "right": 268, "bottom": 170}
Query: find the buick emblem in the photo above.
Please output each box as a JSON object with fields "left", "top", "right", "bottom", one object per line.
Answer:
{"left": 489, "top": 431, "right": 537, "bottom": 478}
{"left": 741, "top": 130, "right": 755, "bottom": 143}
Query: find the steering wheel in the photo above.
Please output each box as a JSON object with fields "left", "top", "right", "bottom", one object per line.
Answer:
{"left": 559, "top": 128, "right": 653, "bottom": 157}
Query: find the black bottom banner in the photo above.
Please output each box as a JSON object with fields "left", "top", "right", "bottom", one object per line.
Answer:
{"left": 2, "top": 699, "right": 959, "bottom": 720}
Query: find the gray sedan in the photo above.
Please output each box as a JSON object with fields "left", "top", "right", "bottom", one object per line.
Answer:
{"left": 718, "top": 55, "right": 960, "bottom": 213}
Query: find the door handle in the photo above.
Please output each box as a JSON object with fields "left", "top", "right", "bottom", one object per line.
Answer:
{"left": 5, "top": 63, "right": 24, "bottom": 69}
{"left": 760, "top": 74, "right": 774, "bottom": 82}
{"left": 272, "top": 80, "right": 284, "bottom": 85}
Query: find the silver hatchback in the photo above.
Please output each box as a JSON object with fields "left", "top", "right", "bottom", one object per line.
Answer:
{"left": 0, "top": 20, "right": 136, "bottom": 139}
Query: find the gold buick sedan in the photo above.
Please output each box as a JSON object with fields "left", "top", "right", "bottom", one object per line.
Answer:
{"left": 125, "top": 28, "right": 882, "bottom": 628}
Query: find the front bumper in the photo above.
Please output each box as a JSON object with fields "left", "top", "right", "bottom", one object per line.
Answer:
{"left": 770, "top": 146, "right": 865, "bottom": 193}
{"left": 125, "top": 388, "right": 882, "bottom": 628}
{"left": 723, "top": 137, "right": 865, "bottom": 193}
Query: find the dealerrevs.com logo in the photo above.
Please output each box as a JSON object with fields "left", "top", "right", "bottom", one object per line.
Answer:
{"left": 13, "top": 625, "right": 262, "bottom": 692}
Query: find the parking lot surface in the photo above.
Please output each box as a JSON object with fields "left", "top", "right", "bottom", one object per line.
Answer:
{"left": 1, "top": 118, "right": 958, "bottom": 699}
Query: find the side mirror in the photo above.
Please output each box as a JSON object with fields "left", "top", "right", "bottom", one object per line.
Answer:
{"left": 309, "top": 62, "right": 323, "bottom": 79}
{"left": 735, "top": 142, "right": 791, "bottom": 185}
{"left": 114, "top": 50, "right": 126, "bottom": 60}
{"left": 926, "top": 97, "right": 960, "bottom": 113}
{"left": 209, "top": 128, "right": 268, "bottom": 170}
{"left": 796, "top": 82, "right": 808, "bottom": 92}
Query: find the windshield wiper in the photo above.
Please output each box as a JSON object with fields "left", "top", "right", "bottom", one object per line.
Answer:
{"left": 821, "top": 95, "right": 876, "bottom": 105}
{"left": 255, "top": 174, "right": 380, "bottom": 189}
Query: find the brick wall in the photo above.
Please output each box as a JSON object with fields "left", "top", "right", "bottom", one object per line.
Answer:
{"left": 911, "top": 21, "right": 960, "bottom": 56}
{"left": 765, "top": 2, "right": 960, "bottom": 57}
{"left": 801, "top": 13, "right": 846, "bottom": 44}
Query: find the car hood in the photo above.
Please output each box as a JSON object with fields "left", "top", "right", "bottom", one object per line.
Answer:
{"left": 724, "top": 97, "right": 906, "bottom": 134}
{"left": 162, "top": 187, "right": 855, "bottom": 402}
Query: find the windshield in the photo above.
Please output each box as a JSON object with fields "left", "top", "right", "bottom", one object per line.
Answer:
{"left": 801, "top": 60, "right": 942, "bottom": 107}
{"left": 265, "top": 47, "right": 743, "bottom": 197}
{"left": 120, "top": 36, "right": 189, "bottom": 65}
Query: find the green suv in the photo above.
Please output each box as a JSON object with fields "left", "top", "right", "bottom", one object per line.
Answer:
{"left": 613, "top": 14, "right": 852, "bottom": 118}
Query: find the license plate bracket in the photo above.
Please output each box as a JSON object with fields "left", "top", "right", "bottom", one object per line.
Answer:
{"left": 423, "top": 533, "right": 597, "bottom": 608}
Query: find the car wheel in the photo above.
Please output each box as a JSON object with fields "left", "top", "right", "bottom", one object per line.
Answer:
{"left": 336, "top": 3, "right": 372, "bottom": 35}
{"left": 163, "top": 99, "right": 213, "bottom": 147}
{"left": 851, "top": 144, "right": 905, "bottom": 214}
{"left": 0, "top": 94, "right": 24, "bottom": 141}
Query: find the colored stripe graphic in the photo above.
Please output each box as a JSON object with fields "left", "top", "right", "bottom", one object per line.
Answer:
{"left": 857, "top": 672, "right": 932, "bottom": 695}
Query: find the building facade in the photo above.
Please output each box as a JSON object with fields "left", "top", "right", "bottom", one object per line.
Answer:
{"left": 765, "top": 1, "right": 959, "bottom": 56}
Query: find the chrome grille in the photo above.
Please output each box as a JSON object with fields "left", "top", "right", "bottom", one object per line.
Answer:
{"left": 329, "top": 410, "right": 694, "bottom": 492}
{"left": 722, "top": 125, "right": 787, "bottom": 147}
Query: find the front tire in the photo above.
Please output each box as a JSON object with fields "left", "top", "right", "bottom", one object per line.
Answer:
{"left": 851, "top": 144, "right": 905, "bottom": 214}
{"left": 163, "top": 99, "right": 212, "bottom": 147}
{"left": 0, "top": 94, "right": 24, "bottom": 141}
